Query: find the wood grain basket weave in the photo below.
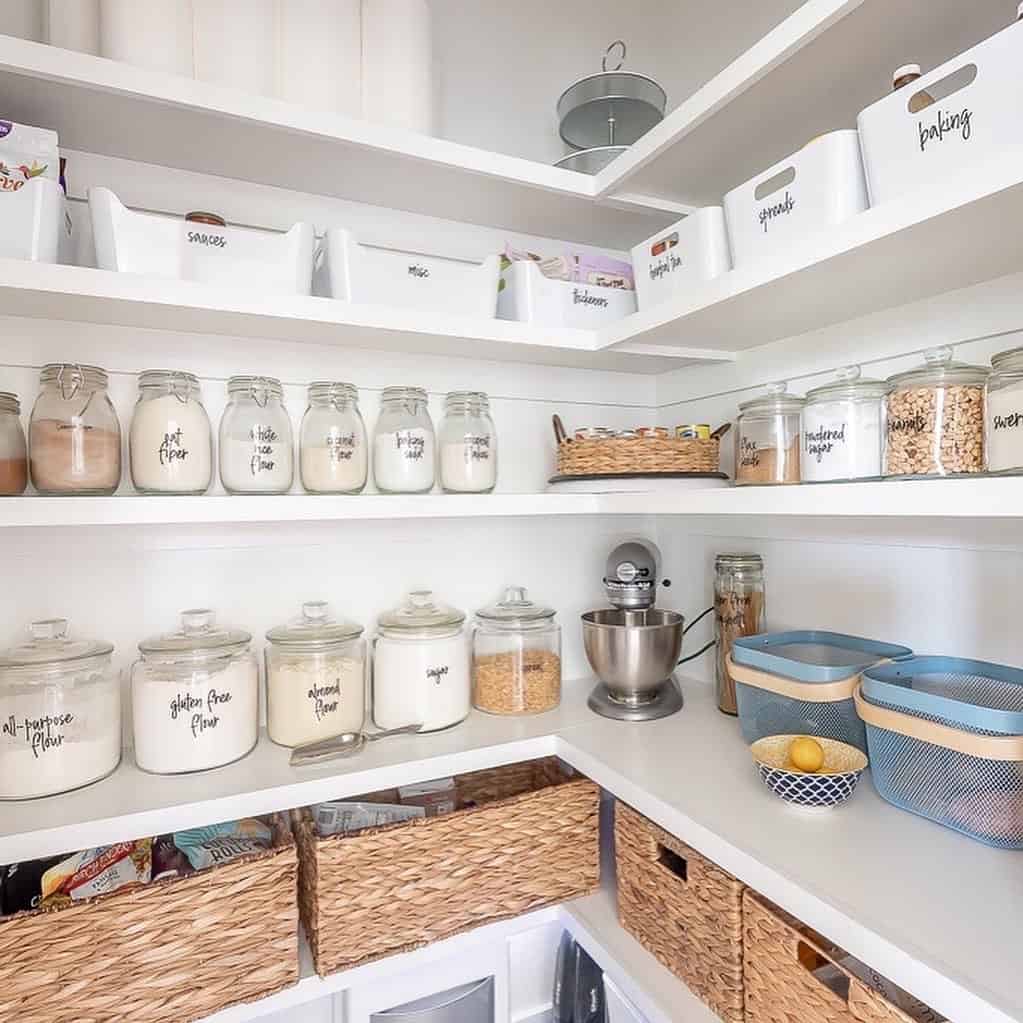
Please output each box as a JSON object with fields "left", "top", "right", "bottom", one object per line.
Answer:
{"left": 615, "top": 801, "right": 746, "bottom": 1023}
{"left": 0, "top": 814, "right": 298, "bottom": 1023}
{"left": 743, "top": 890, "right": 935, "bottom": 1023}
{"left": 295, "top": 758, "right": 600, "bottom": 976}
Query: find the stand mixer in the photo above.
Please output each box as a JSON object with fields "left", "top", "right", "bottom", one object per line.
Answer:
{"left": 582, "top": 540, "right": 685, "bottom": 721}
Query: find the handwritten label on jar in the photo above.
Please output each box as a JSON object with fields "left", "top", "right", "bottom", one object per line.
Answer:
{"left": 649, "top": 252, "right": 683, "bottom": 280}
{"left": 2, "top": 712, "right": 74, "bottom": 757}
{"left": 170, "top": 688, "right": 233, "bottom": 739}
{"left": 805, "top": 423, "right": 847, "bottom": 463}
{"left": 396, "top": 430, "right": 426, "bottom": 461}
{"left": 250, "top": 424, "right": 278, "bottom": 475}
{"left": 187, "top": 231, "right": 228, "bottom": 248}
{"left": 463, "top": 434, "right": 491, "bottom": 462}
{"left": 326, "top": 430, "right": 358, "bottom": 464}
{"left": 158, "top": 427, "right": 190, "bottom": 466}
{"left": 918, "top": 108, "right": 972, "bottom": 152}
{"left": 888, "top": 413, "right": 928, "bottom": 436}
{"left": 992, "top": 412, "right": 1023, "bottom": 431}
{"left": 759, "top": 191, "right": 795, "bottom": 233}
{"left": 426, "top": 665, "right": 449, "bottom": 685}
{"left": 572, "top": 287, "right": 609, "bottom": 309}
{"left": 739, "top": 437, "right": 761, "bottom": 467}
{"left": 307, "top": 679, "right": 341, "bottom": 721}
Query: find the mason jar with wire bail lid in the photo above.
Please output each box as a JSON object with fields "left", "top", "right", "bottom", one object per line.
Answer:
{"left": 373, "top": 590, "right": 469, "bottom": 732}
{"left": 439, "top": 391, "right": 497, "bottom": 493}
{"left": 0, "top": 618, "right": 121, "bottom": 799}
{"left": 714, "top": 554, "right": 765, "bottom": 715}
{"left": 372, "top": 386, "right": 436, "bottom": 493}
{"left": 472, "top": 586, "right": 560, "bottom": 715}
{"left": 735, "top": 382, "right": 804, "bottom": 485}
{"left": 0, "top": 391, "right": 27, "bottom": 495}
{"left": 985, "top": 345, "right": 1023, "bottom": 472}
{"left": 29, "top": 363, "right": 121, "bottom": 495}
{"left": 265, "top": 600, "right": 367, "bottom": 747}
{"left": 300, "top": 381, "right": 368, "bottom": 494}
{"left": 884, "top": 346, "right": 987, "bottom": 477}
{"left": 219, "top": 375, "right": 294, "bottom": 494}
{"left": 130, "top": 609, "right": 259, "bottom": 774}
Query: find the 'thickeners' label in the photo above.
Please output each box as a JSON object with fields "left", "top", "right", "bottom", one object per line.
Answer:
{"left": 426, "top": 664, "right": 449, "bottom": 685}
{"left": 158, "top": 427, "right": 190, "bottom": 466}
{"left": 739, "top": 437, "right": 761, "bottom": 468}
{"left": 326, "top": 430, "right": 358, "bottom": 464}
{"left": 918, "top": 107, "right": 972, "bottom": 153}
{"left": 2, "top": 712, "right": 74, "bottom": 757}
{"left": 250, "top": 424, "right": 278, "bottom": 476}
{"left": 888, "top": 413, "right": 928, "bottom": 436}
{"left": 395, "top": 430, "right": 426, "bottom": 461}
{"left": 308, "top": 679, "right": 341, "bottom": 721}
{"left": 805, "top": 423, "right": 847, "bottom": 463}
{"left": 758, "top": 191, "right": 795, "bottom": 233}
{"left": 572, "top": 287, "right": 609, "bottom": 309}
{"left": 649, "top": 251, "right": 684, "bottom": 280}
{"left": 170, "top": 688, "right": 233, "bottom": 739}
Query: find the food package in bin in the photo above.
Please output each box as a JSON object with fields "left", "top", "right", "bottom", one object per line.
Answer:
{"left": 0, "top": 120, "right": 59, "bottom": 189}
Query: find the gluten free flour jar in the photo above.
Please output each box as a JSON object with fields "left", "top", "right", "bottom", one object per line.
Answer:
{"left": 986, "top": 345, "right": 1023, "bottom": 472}
{"left": 219, "top": 376, "right": 294, "bottom": 494}
{"left": 131, "top": 609, "right": 258, "bottom": 774}
{"left": 0, "top": 619, "right": 121, "bottom": 800}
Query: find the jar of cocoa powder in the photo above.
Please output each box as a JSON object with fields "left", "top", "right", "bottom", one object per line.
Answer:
{"left": 29, "top": 364, "right": 122, "bottom": 495}
{"left": 0, "top": 392, "right": 27, "bottom": 495}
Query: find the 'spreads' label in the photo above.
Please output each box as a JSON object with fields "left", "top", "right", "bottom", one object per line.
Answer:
{"left": 758, "top": 191, "right": 795, "bottom": 233}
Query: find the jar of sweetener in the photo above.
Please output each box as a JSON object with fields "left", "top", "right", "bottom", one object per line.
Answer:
{"left": 300, "top": 381, "right": 368, "bottom": 494}
{"left": 985, "top": 345, "right": 1023, "bottom": 472}
{"left": 439, "top": 391, "right": 497, "bottom": 493}
{"left": 372, "top": 386, "right": 435, "bottom": 493}
{"left": 219, "top": 376, "right": 294, "bottom": 494}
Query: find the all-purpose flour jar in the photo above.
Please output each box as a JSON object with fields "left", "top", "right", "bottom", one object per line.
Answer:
{"left": 0, "top": 618, "right": 121, "bottom": 800}
{"left": 219, "top": 376, "right": 294, "bottom": 494}
{"left": 300, "top": 381, "right": 368, "bottom": 494}
{"left": 373, "top": 591, "right": 469, "bottom": 732}
{"left": 986, "top": 345, "right": 1023, "bottom": 472}
{"left": 439, "top": 391, "right": 497, "bottom": 493}
{"left": 129, "top": 370, "right": 213, "bottom": 494}
{"left": 131, "top": 609, "right": 258, "bottom": 774}
{"left": 372, "top": 386, "right": 435, "bottom": 493}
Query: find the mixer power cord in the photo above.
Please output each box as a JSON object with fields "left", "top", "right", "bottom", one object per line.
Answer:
{"left": 677, "top": 606, "right": 715, "bottom": 666}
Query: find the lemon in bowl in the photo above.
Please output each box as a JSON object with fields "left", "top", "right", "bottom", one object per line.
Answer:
{"left": 750, "top": 735, "right": 868, "bottom": 808}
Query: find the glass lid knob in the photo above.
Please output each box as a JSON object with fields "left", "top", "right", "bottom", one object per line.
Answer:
{"left": 181, "top": 608, "right": 215, "bottom": 634}
{"left": 765, "top": 381, "right": 789, "bottom": 395}
{"left": 835, "top": 365, "right": 862, "bottom": 382}
{"left": 302, "top": 601, "right": 329, "bottom": 621}
{"left": 924, "top": 345, "right": 953, "bottom": 366}
{"left": 30, "top": 618, "right": 68, "bottom": 641}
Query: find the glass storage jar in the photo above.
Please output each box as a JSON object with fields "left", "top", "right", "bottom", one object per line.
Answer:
{"left": 735, "top": 383, "right": 804, "bottom": 485}
{"left": 29, "top": 363, "right": 121, "bottom": 495}
{"left": 131, "top": 609, "right": 259, "bottom": 774}
{"left": 0, "top": 618, "right": 121, "bottom": 800}
{"left": 714, "top": 553, "right": 766, "bottom": 715}
{"left": 471, "top": 586, "right": 560, "bottom": 715}
{"left": 129, "top": 369, "right": 213, "bottom": 494}
{"left": 439, "top": 391, "right": 497, "bottom": 493}
{"left": 299, "top": 381, "right": 368, "bottom": 494}
{"left": 0, "top": 391, "right": 27, "bottom": 495}
{"left": 801, "top": 366, "right": 888, "bottom": 481}
{"left": 219, "top": 375, "right": 294, "bottom": 494}
{"left": 985, "top": 345, "right": 1023, "bottom": 472}
{"left": 265, "top": 601, "right": 366, "bottom": 747}
{"left": 373, "top": 591, "right": 469, "bottom": 731}
{"left": 372, "top": 386, "right": 435, "bottom": 493}
{"left": 884, "top": 346, "right": 987, "bottom": 477}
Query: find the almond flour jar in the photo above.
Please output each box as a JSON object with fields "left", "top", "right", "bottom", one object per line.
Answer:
{"left": 735, "top": 383, "right": 803, "bottom": 485}
{"left": 299, "top": 381, "right": 368, "bottom": 494}
{"left": 985, "top": 345, "right": 1023, "bottom": 472}
{"left": 219, "top": 375, "right": 294, "bottom": 494}
{"left": 0, "top": 392, "right": 27, "bottom": 495}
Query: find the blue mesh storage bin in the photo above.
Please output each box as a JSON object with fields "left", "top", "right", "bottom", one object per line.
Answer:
{"left": 858, "top": 657, "right": 1023, "bottom": 849}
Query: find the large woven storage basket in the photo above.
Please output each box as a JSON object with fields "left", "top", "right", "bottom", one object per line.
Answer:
{"left": 0, "top": 814, "right": 298, "bottom": 1023}
{"left": 296, "top": 758, "right": 600, "bottom": 976}
{"left": 614, "top": 801, "right": 745, "bottom": 1023}
{"left": 744, "top": 890, "right": 939, "bottom": 1023}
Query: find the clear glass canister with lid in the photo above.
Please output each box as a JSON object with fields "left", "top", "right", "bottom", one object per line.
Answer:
{"left": 801, "top": 366, "right": 888, "bottom": 482}
{"left": 735, "top": 383, "right": 804, "bottom": 485}
{"left": 372, "top": 386, "right": 435, "bottom": 493}
{"left": 884, "top": 346, "right": 987, "bottom": 477}
{"left": 373, "top": 590, "right": 469, "bottom": 731}
{"left": 29, "top": 363, "right": 121, "bottom": 495}
{"left": 714, "top": 554, "right": 766, "bottom": 715}
{"left": 472, "top": 586, "right": 560, "bottom": 715}
{"left": 219, "top": 375, "right": 294, "bottom": 494}
{"left": 985, "top": 345, "right": 1023, "bottom": 472}
{"left": 131, "top": 609, "right": 259, "bottom": 774}
{"left": 129, "top": 369, "right": 213, "bottom": 494}
{"left": 0, "top": 391, "right": 27, "bottom": 495}
{"left": 300, "top": 381, "right": 368, "bottom": 494}
{"left": 439, "top": 391, "right": 497, "bottom": 493}
{"left": 0, "top": 618, "right": 121, "bottom": 799}
{"left": 265, "top": 601, "right": 366, "bottom": 747}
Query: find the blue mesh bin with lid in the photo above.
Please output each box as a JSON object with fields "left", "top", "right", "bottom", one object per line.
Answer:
{"left": 729, "top": 630, "right": 913, "bottom": 752}
{"left": 857, "top": 656, "right": 1023, "bottom": 849}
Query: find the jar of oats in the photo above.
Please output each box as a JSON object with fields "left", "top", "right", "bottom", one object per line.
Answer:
{"left": 472, "top": 587, "right": 561, "bottom": 715}
{"left": 884, "top": 347, "right": 987, "bottom": 477}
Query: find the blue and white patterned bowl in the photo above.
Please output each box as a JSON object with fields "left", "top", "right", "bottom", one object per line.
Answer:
{"left": 750, "top": 735, "right": 868, "bottom": 808}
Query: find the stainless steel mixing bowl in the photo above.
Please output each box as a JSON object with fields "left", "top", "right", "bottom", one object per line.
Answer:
{"left": 581, "top": 608, "right": 684, "bottom": 702}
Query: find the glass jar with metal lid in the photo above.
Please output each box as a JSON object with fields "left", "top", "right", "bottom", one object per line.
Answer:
{"left": 29, "top": 363, "right": 121, "bottom": 495}
{"left": 735, "top": 383, "right": 804, "bottom": 485}
{"left": 714, "top": 554, "right": 766, "bottom": 715}
{"left": 0, "top": 391, "right": 27, "bottom": 495}
{"left": 373, "top": 590, "right": 469, "bottom": 732}
{"left": 0, "top": 618, "right": 121, "bottom": 799}
{"left": 884, "top": 346, "right": 987, "bottom": 477}
{"left": 219, "top": 375, "right": 294, "bottom": 494}
{"left": 472, "top": 586, "right": 560, "bottom": 715}
{"left": 129, "top": 369, "right": 213, "bottom": 494}
{"left": 801, "top": 366, "right": 888, "bottom": 482}
{"left": 300, "top": 381, "right": 368, "bottom": 494}
{"left": 372, "top": 386, "right": 435, "bottom": 493}
{"left": 265, "top": 601, "right": 366, "bottom": 747}
{"left": 130, "top": 609, "right": 258, "bottom": 774}
{"left": 439, "top": 391, "right": 497, "bottom": 494}
{"left": 985, "top": 345, "right": 1023, "bottom": 472}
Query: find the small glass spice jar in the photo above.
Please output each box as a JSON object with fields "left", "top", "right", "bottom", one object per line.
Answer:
{"left": 265, "top": 601, "right": 367, "bottom": 747}
{"left": 0, "top": 391, "right": 28, "bottom": 495}
{"left": 219, "top": 375, "right": 294, "bottom": 494}
{"left": 439, "top": 391, "right": 497, "bottom": 493}
{"left": 372, "top": 386, "right": 435, "bottom": 493}
{"left": 29, "top": 363, "right": 122, "bottom": 495}
{"left": 129, "top": 370, "right": 213, "bottom": 494}
{"left": 734, "top": 383, "right": 804, "bottom": 485}
{"left": 299, "top": 381, "right": 368, "bottom": 494}
{"left": 985, "top": 345, "right": 1023, "bottom": 473}
{"left": 472, "top": 586, "right": 560, "bottom": 715}
{"left": 714, "top": 553, "right": 766, "bottom": 715}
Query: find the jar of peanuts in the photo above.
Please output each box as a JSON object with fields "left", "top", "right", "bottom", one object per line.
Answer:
{"left": 471, "top": 587, "right": 561, "bottom": 715}
{"left": 884, "top": 346, "right": 987, "bottom": 477}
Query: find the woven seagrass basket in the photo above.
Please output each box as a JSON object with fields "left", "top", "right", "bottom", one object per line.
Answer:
{"left": 0, "top": 814, "right": 298, "bottom": 1023}
{"left": 295, "top": 758, "right": 600, "bottom": 976}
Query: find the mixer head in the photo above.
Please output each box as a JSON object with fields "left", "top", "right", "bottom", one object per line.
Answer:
{"left": 604, "top": 539, "right": 660, "bottom": 609}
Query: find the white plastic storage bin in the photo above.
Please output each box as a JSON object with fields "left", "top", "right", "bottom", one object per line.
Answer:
{"left": 631, "top": 208, "right": 730, "bottom": 310}
{"left": 0, "top": 177, "right": 72, "bottom": 263}
{"left": 723, "top": 130, "right": 868, "bottom": 268}
{"left": 857, "top": 21, "right": 1023, "bottom": 205}
{"left": 498, "top": 260, "right": 636, "bottom": 328}
{"left": 89, "top": 187, "right": 316, "bottom": 295}
{"left": 324, "top": 229, "right": 500, "bottom": 318}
